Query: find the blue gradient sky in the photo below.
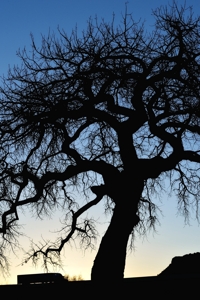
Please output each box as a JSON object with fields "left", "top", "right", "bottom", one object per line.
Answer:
{"left": 1, "top": 0, "right": 200, "bottom": 284}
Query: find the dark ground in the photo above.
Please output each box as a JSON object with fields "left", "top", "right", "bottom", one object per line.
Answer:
{"left": 0, "top": 277, "right": 199, "bottom": 298}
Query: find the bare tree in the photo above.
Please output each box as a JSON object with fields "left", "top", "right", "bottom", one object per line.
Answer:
{"left": 0, "top": 1, "right": 200, "bottom": 282}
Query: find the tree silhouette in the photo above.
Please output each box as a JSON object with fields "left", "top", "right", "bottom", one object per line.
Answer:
{"left": 64, "top": 274, "right": 83, "bottom": 281}
{"left": 0, "top": 2, "right": 200, "bottom": 282}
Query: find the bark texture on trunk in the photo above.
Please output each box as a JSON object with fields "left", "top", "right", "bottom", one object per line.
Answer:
{"left": 91, "top": 181, "right": 143, "bottom": 282}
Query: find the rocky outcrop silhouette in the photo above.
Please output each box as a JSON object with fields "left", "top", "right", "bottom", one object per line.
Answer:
{"left": 158, "top": 252, "right": 200, "bottom": 277}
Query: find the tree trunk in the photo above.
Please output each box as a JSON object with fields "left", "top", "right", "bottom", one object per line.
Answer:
{"left": 91, "top": 182, "right": 143, "bottom": 283}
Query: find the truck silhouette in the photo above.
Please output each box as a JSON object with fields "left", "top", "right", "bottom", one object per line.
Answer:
{"left": 17, "top": 273, "right": 65, "bottom": 284}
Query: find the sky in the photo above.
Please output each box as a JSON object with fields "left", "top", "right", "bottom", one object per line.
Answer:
{"left": 1, "top": 0, "right": 200, "bottom": 284}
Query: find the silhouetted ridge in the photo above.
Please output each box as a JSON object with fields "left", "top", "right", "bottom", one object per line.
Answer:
{"left": 158, "top": 252, "right": 200, "bottom": 277}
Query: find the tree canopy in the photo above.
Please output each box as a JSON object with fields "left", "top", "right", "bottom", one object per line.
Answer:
{"left": 0, "top": 1, "right": 200, "bottom": 281}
